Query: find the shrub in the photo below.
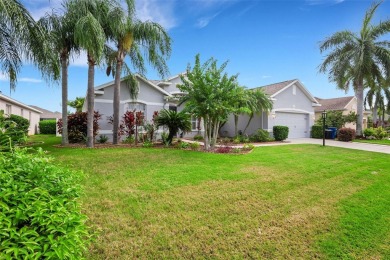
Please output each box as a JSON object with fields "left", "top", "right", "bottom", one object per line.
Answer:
{"left": 232, "top": 147, "right": 241, "bottom": 153}
{"left": 190, "top": 142, "right": 200, "bottom": 150}
{"left": 0, "top": 112, "right": 27, "bottom": 151}
{"left": 363, "top": 127, "right": 376, "bottom": 138}
{"left": 374, "top": 127, "right": 388, "bottom": 140}
{"left": 311, "top": 125, "right": 323, "bottom": 139}
{"left": 39, "top": 120, "right": 56, "bottom": 134}
{"left": 7, "top": 114, "right": 30, "bottom": 134}
{"left": 97, "top": 135, "right": 109, "bottom": 144}
{"left": 233, "top": 138, "right": 241, "bottom": 144}
{"left": 142, "top": 140, "right": 153, "bottom": 148}
{"left": 338, "top": 128, "right": 356, "bottom": 142}
{"left": 273, "top": 125, "right": 289, "bottom": 141}
{"left": 251, "top": 129, "right": 270, "bottom": 142}
{"left": 215, "top": 146, "right": 232, "bottom": 153}
{"left": 193, "top": 134, "right": 204, "bottom": 141}
{"left": 122, "top": 136, "right": 135, "bottom": 144}
{"left": 0, "top": 148, "right": 90, "bottom": 258}
{"left": 57, "top": 112, "right": 101, "bottom": 143}
{"left": 220, "top": 137, "right": 231, "bottom": 145}
{"left": 243, "top": 144, "right": 255, "bottom": 151}
{"left": 176, "top": 141, "right": 189, "bottom": 149}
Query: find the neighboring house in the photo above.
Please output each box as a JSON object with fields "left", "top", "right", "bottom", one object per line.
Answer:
{"left": 220, "top": 79, "right": 321, "bottom": 138}
{"left": 314, "top": 96, "right": 369, "bottom": 130}
{"left": 84, "top": 74, "right": 203, "bottom": 141}
{"left": 29, "top": 105, "right": 62, "bottom": 121}
{"left": 0, "top": 93, "right": 42, "bottom": 135}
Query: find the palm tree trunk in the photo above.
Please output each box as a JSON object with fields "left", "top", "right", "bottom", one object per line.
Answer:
{"left": 86, "top": 54, "right": 95, "bottom": 148}
{"left": 243, "top": 113, "right": 254, "bottom": 134}
{"left": 113, "top": 57, "right": 123, "bottom": 144}
{"left": 61, "top": 54, "right": 69, "bottom": 145}
{"left": 234, "top": 114, "right": 238, "bottom": 137}
{"left": 356, "top": 83, "right": 364, "bottom": 135}
{"left": 373, "top": 102, "right": 378, "bottom": 126}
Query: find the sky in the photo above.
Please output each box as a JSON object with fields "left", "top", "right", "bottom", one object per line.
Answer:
{"left": 1, "top": 0, "right": 390, "bottom": 112}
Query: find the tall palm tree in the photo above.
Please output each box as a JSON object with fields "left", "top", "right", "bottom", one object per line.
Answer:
{"left": 365, "top": 78, "right": 390, "bottom": 126}
{"left": 39, "top": 11, "right": 79, "bottom": 145}
{"left": 0, "top": 0, "right": 59, "bottom": 92}
{"left": 105, "top": 0, "right": 171, "bottom": 144}
{"left": 319, "top": 1, "right": 390, "bottom": 135}
{"left": 66, "top": 0, "right": 113, "bottom": 148}
{"left": 243, "top": 89, "right": 273, "bottom": 134}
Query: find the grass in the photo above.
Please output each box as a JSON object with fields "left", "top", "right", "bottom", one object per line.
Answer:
{"left": 354, "top": 138, "right": 390, "bottom": 146}
{"left": 28, "top": 135, "right": 390, "bottom": 259}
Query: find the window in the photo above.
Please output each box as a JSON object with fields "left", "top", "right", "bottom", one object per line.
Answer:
{"left": 191, "top": 116, "right": 199, "bottom": 131}
{"left": 5, "top": 104, "right": 11, "bottom": 115}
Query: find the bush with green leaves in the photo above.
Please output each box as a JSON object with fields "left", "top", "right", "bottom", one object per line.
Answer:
{"left": 251, "top": 129, "right": 271, "bottom": 142}
{"left": 190, "top": 142, "right": 200, "bottom": 150}
{"left": 0, "top": 148, "right": 90, "bottom": 258}
{"left": 97, "top": 135, "right": 109, "bottom": 144}
{"left": 0, "top": 111, "right": 27, "bottom": 151}
{"left": 311, "top": 125, "right": 323, "bottom": 139}
{"left": 364, "top": 127, "right": 376, "bottom": 138}
{"left": 316, "top": 110, "right": 357, "bottom": 129}
{"left": 338, "top": 128, "right": 356, "bottom": 142}
{"left": 193, "top": 134, "right": 203, "bottom": 141}
{"left": 7, "top": 114, "right": 30, "bottom": 134}
{"left": 39, "top": 120, "right": 56, "bottom": 134}
{"left": 273, "top": 126, "right": 289, "bottom": 141}
{"left": 374, "top": 127, "right": 388, "bottom": 140}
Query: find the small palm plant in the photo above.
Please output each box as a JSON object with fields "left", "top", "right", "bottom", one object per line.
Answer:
{"left": 155, "top": 109, "right": 191, "bottom": 145}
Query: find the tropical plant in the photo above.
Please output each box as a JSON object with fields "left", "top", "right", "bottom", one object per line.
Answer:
{"left": 315, "top": 110, "right": 357, "bottom": 129}
{"left": 155, "top": 109, "right": 191, "bottom": 145}
{"left": 68, "top": 97, "right": 85, "bottom": 113}
{"left": 39, "top": 10, "right": 80, "bottom": 145}
{"left": 104, "top": 0, "right": 171, "bottom": 144}
{"left": 66, "top": 0, "right": 113, "bottom": 148}
{"left": 365, "top": 78, "right": 390, "bottom": 127}
{"left": 319, "top": 1, "right": 390, "bottom": 136}
{"left": 178, "top": 54, "right": 241, "bottom": 150}
{"left": 243, "top": 89, "right": 273, "bottom": 134}
{"left": 0, "top": 0, "right": 59, "bottom": 93}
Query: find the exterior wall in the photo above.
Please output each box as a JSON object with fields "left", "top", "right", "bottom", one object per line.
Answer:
{"left": 0, "top": 97, "right": 41, "bottom": 135}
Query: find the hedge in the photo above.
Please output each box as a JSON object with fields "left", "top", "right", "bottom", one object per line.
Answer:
{"left": 39, "top": 120, "right": 57, "bottom": 134}
{"left": 0, "top": 148, "right": 90, "bottom": 258}
{"left": 338, "top": 128, "right": 356, "bottom": 142}
{"left": 311, "top": 125, "right": 323, "bottom": 139}
{"left": 273, "top": 125, "right": 289, "bottom": 141}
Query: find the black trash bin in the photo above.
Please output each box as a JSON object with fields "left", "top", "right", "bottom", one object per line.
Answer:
{"left": 325, "top": 129, "right": 332, "bottom": 139}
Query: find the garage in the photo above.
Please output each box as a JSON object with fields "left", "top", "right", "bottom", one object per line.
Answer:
{"left": 274, "top": 112, "right": 309, "bottom": 138}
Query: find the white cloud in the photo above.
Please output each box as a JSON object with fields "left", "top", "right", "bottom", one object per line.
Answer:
{"left": 21, "top": 0, "right": 63, "bottom": 20}
{"left": 305, "top": 0, "right": 345, "bottom": 5}
{"left": 196, "top": 12, "right": 220, "bottom": 28}
{"left": 135, "top": 0, "right": 177, "bottom": 30}
{"left": 69, "top": 51, "right": 88, "bottom": 67}
{"left": 19, "top": 78, "right": 42, "bottom": 83}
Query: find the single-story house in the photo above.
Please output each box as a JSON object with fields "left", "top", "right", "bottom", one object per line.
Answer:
{"left": 29, "top": 105, "right": 62, "bottom": 121}
{"left": 0, "top": 93, "right": 41, "bottom": 135}
{"left": 84, "top": 74, "right": 204, "bottom": 141}
{"left": 314, "top": 96, "right": 369, "bottom": 130}
{"left": 220, "top": 79, "right": 321, "bottom": 138}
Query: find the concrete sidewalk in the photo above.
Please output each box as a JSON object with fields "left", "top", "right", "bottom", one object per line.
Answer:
{"left": 285, "top": 138, "right": 390, "bottom": 154}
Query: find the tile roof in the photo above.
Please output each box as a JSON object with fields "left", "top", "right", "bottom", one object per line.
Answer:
{"left": 254, "top": 79, "right": 297, "bottom": 96}
{"left": 314, "top": 96, "right": 355, "bottom": 112}
{"left": 29, "top": 105, "right": 62, "bottom": 119}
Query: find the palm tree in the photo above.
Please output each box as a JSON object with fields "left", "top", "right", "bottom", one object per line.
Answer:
{"left": 0, "top": 0, "right": 59, "bottom": 92}
{"left": 66, "top": 0, "right": 113, "bottom": 147}
{"left": 243, "top": 89, "right": 273, "bottom": 134}
{"left": 319, "top": 1, "right": 390, "bottom": 135}
{"left": 365, "top": 78, "right": 390, "bottom": 126}
{"left": 39, "top": 11, "right": 79, "bottom": 145}
{"left": 68, "top": 97, "right": 85, "bottom": 113}
{"left": 155, "top": 109, "right": 191, "bottom": 145}
{"left": 105, "top": 0, "right": 171, "bottom": 144}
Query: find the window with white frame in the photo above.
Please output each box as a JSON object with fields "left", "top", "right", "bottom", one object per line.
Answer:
{"left": 125, "top": 102, "right": 146, "bottom": 119}
{"left": 191, "top": 116, "right": 199, "bottom": 131}
{"left": 5, "top": 104, "right": 11, "bottom": 115}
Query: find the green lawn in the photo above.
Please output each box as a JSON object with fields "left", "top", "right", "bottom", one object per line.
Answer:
{"left": 354, "top": 138, "right": 390, "bottom": 146}
{"left": 28, "top": 135, "right": 390, "bottom": 259}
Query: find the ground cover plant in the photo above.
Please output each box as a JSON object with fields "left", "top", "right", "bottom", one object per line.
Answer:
{"left": 27, "top": 135, "right": 390, "bottom": 259}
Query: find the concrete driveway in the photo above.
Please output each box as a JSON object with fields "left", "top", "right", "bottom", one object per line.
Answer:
{"left": 286, "top": 138, "right": 390, "bottom": 154}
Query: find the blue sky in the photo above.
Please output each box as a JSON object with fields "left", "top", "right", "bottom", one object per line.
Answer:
{"left": 2, "top": 0, "right": 390, "bottom": 112}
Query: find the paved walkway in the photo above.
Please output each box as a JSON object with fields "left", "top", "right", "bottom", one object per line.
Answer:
{"left": 285, "top": 138, "right": 390, "bottom": 154}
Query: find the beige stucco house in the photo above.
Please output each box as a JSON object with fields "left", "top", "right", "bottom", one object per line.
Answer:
{"left": 314, "top": 96, "right": 369, "bottom": 130}
{"left": 0, "top": 93, "right": 42, "bottom": 135}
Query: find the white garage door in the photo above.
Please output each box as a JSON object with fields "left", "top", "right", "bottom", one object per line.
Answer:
{"left": 274, "top": 112, "right": 309, "bottom": 138}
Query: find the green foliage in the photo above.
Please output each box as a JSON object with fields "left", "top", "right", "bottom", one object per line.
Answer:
{"left": 363, "top": 127, "right": 388, "bottom": 140}
{"left": 0, "top": 148, "right": 89, "bottom": 258}
{"left": 57, "top": 112, "right": 101, "bottom": 143}
{"left": 243, "top": 143, "right": 255, "bottom": 151}
{"left": 142, "top": 140, "right": 153, "bottom": 148}
{"left": 364, "top": 127, "right": 376, "bottom": 138}
{"left": 122, "top": 136, "right": 135, "bottom": 144}
{"left": 176, "top": 141, "right": 189, "bottom": 149}
{"left": 251, "top": 129, "right": 271, "bottom": 142}
{"left": 68, "top": 97, "right": 85, "bottom": 113}
{"left": 97, "top": 135, "right": 109, "bottom": 144}
{"left": 232, "top": 147, "right": 241, "bottom": 153}
{"left": 0, "top": 112, "right": 27, "bottom": 151}
{"left": 189, "top": 142, "right": 200, "bottom": 150}
{"left": 311, "top": 125, "right": 324, "bottom": 139}
{"left": 178, "top": 54, "right": 241, "bottom": 150}
{"left": 155, "top": 109, "right": 191, "bottom": 145}
{"left": 273, "top": 126, "right": 289, "bottom": 141}
{"left": 316, "top": 111, "right": 357, "bottom": 129}
{"left": 7, "top": 114, "right": 30, "bottom": 134}
{"left": 39, "top": 120, "right": 56, "bottom": 134}
{"left": 193, "top": 134, "right": 204, "bottom": 141}
{"left": 338, "top": 128, "right": 356, "bottom": 142}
